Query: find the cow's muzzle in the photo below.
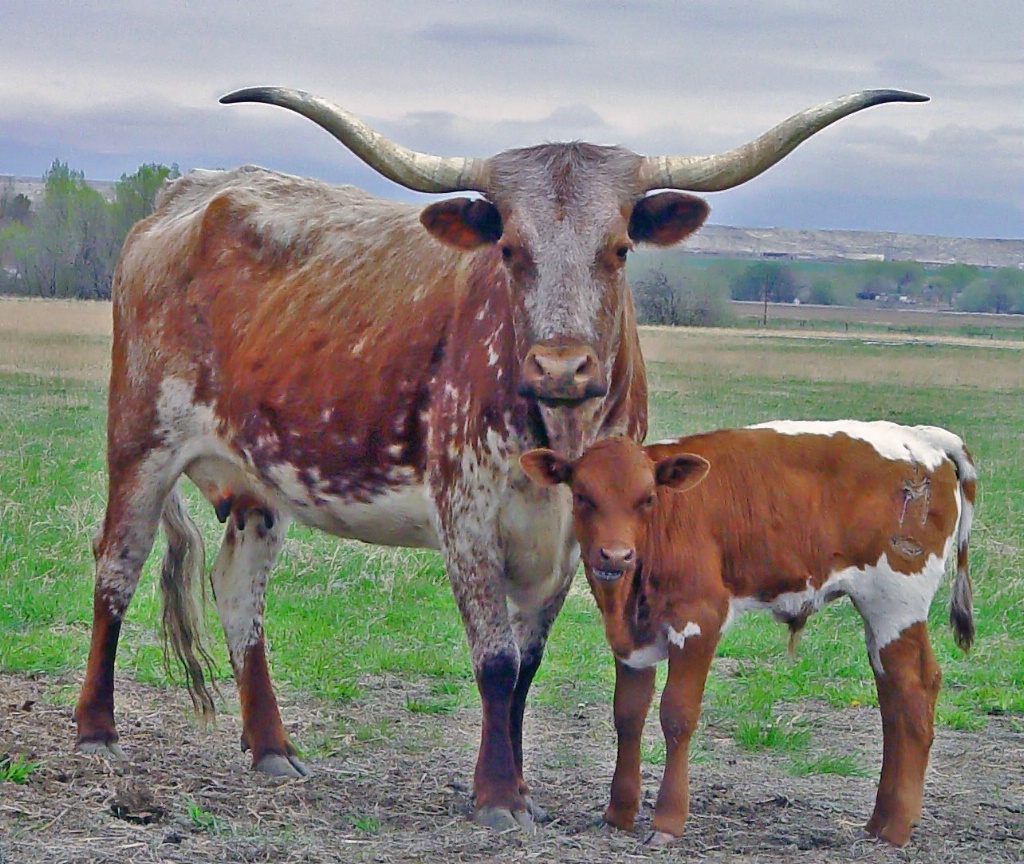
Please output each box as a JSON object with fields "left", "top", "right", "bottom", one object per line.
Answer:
{"left": 519, "top": 342, "right": 607, "bottom": 404}
{"left": 590, "top": 543, "right": 634, "bottom": 582}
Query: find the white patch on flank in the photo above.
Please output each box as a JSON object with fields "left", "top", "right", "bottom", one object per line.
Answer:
{"left": 667, "top": 621, "right": 702, "bottom": 648}
{"left": 722, "top": 542, "right": 953, "bottom": 675}
{"left": 649, "top": 437, "right": 684, "bottom": 446}
{"left": 749, "top": 420, "right": 951, "bottom": 471}
{"left": 351, "top": 335, "right": 368, "bottom": 356}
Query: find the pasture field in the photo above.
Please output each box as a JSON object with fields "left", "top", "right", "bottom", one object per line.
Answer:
{"left": 0, "top": 298, "right": 1022, "bottom": 862}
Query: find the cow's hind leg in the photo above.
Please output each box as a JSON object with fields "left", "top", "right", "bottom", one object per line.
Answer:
{"left": 865, "top": 620, "right": 941, "bottom": 846}
{"left": 209, "top": 507, "right": 306, "bottom": 778}
{"left": 75, "top": 459, "right": 179, "bottom": 758}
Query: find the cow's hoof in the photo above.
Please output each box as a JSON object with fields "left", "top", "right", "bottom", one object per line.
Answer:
{"left": 78, "top": 740, "right": 127, "bottom": 761}
{"left": 644, "top": 830, "right": 677, "bottom": 847}
{"left": 473, "top": 805, "right": 537, "bottom": 834}
{"left": 254, "top": 752, "right": 309, "bottom": 778}
{"left": 523, "top": 795, "right": 550, "bottom": 824}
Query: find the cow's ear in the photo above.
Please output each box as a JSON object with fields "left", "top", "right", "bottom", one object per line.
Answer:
{"left": 421, "top": 197, "right": 503, "bottom": 249}
{"left": 519, "top": 449, "right": 573, "bottom": 487}
{"left": 628, "top": 192, "right": 710, "bottom": 247}
{"left": 654, "top": 453, "right": 710, "bottom": 492}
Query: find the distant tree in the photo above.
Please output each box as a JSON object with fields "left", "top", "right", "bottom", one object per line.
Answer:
{"left": 634, "top": 267, "right": 734, "bottom": 327}
{"left": 112, "top": 162, "right": 179, "bottom": 237}
{"left": 730, "top": 262, "right": 798, "bottom": 303}
{"left": 2, "top": 160, "right": 178, "bottom": 299}
{"left": 634, "top": 270, "right": 678, "bottom": 325}
{"left": 859, "top": 260, "right": 926, "bottom": 298}
{"left": 0, "top": 179, "right": 31, "bottom": 224}
{"left": 956, "top": 268, "right": 1024, "bottom": 314}
{"left": 806, "top": 277, "right": 839, "bottom": 305}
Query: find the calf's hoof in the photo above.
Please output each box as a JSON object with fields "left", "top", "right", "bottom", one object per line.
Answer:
{"left": 78, "top": 739, "right": 127, "bottom": 761}
{"left": 473, "top": 805, "right": 537, "bottom": 834}
{"left": 865, "top": 813, "right": 913, "bottom": 847}
{"left": 644, "top": 830, "right": 678, "bottom": 847}
{"left": 254, "top": 752, "right": 309, "bottom": 778}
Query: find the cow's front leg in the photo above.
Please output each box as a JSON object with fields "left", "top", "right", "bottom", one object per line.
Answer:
{"left": 648, "top": 627, "right": 717, "bottom": 845}
{"left": 508, "top": 579, "right": 573, "bottom": 824}
{"left": 442, "top": 538, "right": 533, "bottom": 829}
{"left": 604, "top": 660, "right": 656, "bottom": 831}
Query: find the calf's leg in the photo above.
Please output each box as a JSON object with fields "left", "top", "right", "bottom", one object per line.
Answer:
{"left": 604, "top": 660, "right": 656, "bottom": 831}
{"left": 865, "top": 620, "right": 941, "bottom": 845}
{"left": 649, "top": 631, "right": 717, "bottom": 844}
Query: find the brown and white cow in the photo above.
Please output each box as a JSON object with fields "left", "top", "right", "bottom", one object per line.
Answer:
{"left": 521, "top": 420, "right": 976, "bottom": 845}
{"left": 73, "top": 87, "right": 927, "bottom": 831}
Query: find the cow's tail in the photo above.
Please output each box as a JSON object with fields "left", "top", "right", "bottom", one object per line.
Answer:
{"left": 159, "top": 482, "right": 218, "bottom": 719}
{"left": 917, "top": 426, "right": 977, "bottom": 652}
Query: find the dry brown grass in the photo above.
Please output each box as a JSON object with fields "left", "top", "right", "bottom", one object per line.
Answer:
{"left": 0, "top": 298, "right": 112, "bottom": 381}
{"left": 640, "top": 326, "right": 1024, "bottom": 390}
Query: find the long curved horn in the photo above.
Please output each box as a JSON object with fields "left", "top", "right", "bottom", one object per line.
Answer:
{"left": 637, "top": 89, "right": 928, "bottom": 193}
{"left": 220, "top": 87, "right": 489, "bottom": 194}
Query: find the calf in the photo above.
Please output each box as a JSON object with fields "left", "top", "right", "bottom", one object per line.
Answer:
{"left": 521, "top": 420, "right": 976, "bottom": 846}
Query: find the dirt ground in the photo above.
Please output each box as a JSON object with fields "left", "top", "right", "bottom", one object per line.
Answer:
{"left": 1, "top": 669, "right": 1021, "bottom": 864}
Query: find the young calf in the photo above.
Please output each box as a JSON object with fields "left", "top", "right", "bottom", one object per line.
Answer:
{"left": 520, "top": 420, "right": 976, "bottom": 847}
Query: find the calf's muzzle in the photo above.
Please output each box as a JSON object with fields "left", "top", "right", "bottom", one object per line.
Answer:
{"left": 519, "top": 341, "right": 607, "bottom": 404}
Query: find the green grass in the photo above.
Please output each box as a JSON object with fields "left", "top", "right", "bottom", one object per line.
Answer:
{"left": 789, "top": 753, "right": 872, "bottom": 778}
{"left": 0, "top": 753, "right": 40, "bottom": 784}
{"left": 0, "top": 331, "right": 1021, "bottom": 765}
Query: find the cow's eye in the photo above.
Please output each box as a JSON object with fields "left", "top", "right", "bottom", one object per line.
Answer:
{"left": 500, "top": 245, "right": 514, "bottom": 263}
{"left": 638, "top": 493, "right": 655, "bottom": 510}
{"left": 616, "top": 245, "right": 630, "bottom": 261}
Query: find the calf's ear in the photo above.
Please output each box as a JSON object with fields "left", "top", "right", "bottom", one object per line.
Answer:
{"left": 654, "top": 453, "right": 710, "bottom": 493}
{"left": 519, "top": 449, "right": 573, "bottom": 487}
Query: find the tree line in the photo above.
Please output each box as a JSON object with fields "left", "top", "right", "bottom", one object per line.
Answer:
{"left": 0, "top": 161, "right": 178, "bottom": 299}
{"left": 4, "top": 161, "right": 1023, "bottom": 317}
{"left": 632, "top": 257, "right": 1024, "bottom": 327}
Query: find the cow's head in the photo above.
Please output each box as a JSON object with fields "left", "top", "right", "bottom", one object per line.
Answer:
{"left": 520, "top": 437, "right": 708, "bottom": 634}
{"left": 221, "top": 87, "right": 927, "bottom": 456}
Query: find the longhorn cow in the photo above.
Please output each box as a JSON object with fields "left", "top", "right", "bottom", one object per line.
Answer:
{"left": 74, "top": 87, "right": 927, "bottom": 831}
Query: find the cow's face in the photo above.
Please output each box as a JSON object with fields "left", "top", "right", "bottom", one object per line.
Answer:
{"left": 421, "top": 144, "right": 709, "bottom": 457}
{"left": 520, "top": 438, "right": 709, "bottom": 639}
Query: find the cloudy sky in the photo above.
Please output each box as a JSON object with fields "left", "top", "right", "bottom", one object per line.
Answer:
{"left": 2, "top": 1, "right": 1021, "bottom": 238}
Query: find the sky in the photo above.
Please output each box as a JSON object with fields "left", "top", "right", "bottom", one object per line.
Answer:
{"left": 1, "top": 1, "right": 1021, "bottom": 239}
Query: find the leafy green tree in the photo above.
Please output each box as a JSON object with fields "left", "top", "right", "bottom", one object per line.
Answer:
{"left": 2, "top": 160, "right": 178, "bottom": 299}
{"left": 112, "top": 163, "right": 179, "bottom": 237}
{"left": 731, "top": 262, "right": 798, "bottom": 303}
{"left": 806, "top": 278, "right": 839, "bottom": 305}
{"left": 956, "top": 268, "right": 1024, "bottom": 314}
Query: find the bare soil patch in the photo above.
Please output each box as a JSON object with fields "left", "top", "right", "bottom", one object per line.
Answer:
{"left": 2, "top": 670, "right": 1021, "bottom": 863}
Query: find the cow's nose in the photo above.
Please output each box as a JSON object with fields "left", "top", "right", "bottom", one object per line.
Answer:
{"left": 519, "top": 342, "right": 607, "bottom": 403}
{"left": 593, "top": 543, "right": 634, "bottom": 580}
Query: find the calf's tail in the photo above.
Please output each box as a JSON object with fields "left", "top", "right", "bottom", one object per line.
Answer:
{"left": 923, "top": 429, "right": 977, "bottom": 652}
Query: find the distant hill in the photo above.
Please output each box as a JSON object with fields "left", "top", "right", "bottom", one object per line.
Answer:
{"left": 683, "top": 224, "right": 1024, "bottom": 269}
{"left": 4, "top": 174, "right": 1022, "bottom": 269}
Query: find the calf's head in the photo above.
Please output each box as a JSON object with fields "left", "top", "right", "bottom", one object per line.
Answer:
{"left": 520, "top": 437, "right": 709, "bottom": 618}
